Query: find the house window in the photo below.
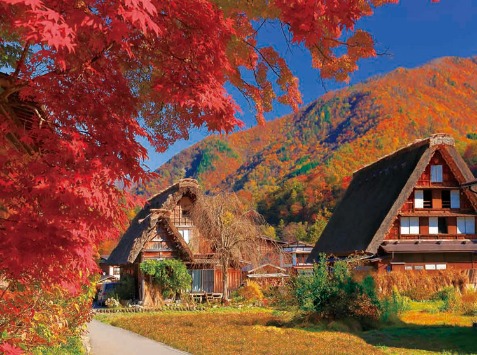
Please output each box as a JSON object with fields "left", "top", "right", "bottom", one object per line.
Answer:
{"left": 189, "top": 269, "right": 214, "bottom": 292}
{"left": 425, "top": 264, "right": 436, "bottom": 270}
{"left": 429, "top": 217, "right": 448, "bottom": 234}
{"left": 404, "top": 265, "right": 413, "bottom": 271}
{"left": 442, "top": 190, "right": 459, "bottom": 209}
{"left": 442, "top": 190, "right": 450, "bottom": 208}
{"left": 436, "top": 264, "right": 447, "bottom": 270}
{"left": 414, "top": 265, "right": 424, "bottom": 270}
{"left": 423, "top": 190, "right": 432, "bottom": 208}
{"left": 457, "top": 217, "right": 475, "bottom": 234}
{"left": 416, "top": 190, "right": 432, "bottom": 208}
{"left": 178, "top": 229, "right": 192, "bottom": 243}
{"left": 401, "top": 217, "right": 419, "bottom": 234}
{"left": 450, "top": 190, "right": 460, "bottom": 209}
{"left": 430, "top": 165, "right": 443, "bottom": 183}
{"left": 414, "top": 190, "right": 424, "bottom": 208}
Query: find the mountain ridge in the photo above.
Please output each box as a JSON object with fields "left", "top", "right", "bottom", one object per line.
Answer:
{"left": 139, "top": 56, "right": 477, "bottom": 242}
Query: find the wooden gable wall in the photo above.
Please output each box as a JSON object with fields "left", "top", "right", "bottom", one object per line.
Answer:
{"left": 142, "top": 227, "right": 181, "bottom": 260}
{"left": 384, "top": 149, "right": 477, "bottom": 242}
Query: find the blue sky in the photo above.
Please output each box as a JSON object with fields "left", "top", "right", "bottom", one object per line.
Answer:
{"left": 142, "top": 0, "right": 477, "bottom": 171}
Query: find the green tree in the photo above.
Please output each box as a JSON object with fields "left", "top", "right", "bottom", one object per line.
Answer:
{"left": 140, "top": 259, "right": 192, "bottom": 299}
{"left": 295, "top": 255, "right": 381, "bottom": 323}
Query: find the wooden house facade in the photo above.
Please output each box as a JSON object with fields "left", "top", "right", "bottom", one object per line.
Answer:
{"left": 281, "top": 241, "right": 314, "bottom": 274}
{"left": 309, "top": 134, "right": 477, "bottom": 283}
{"left": 107, "top": 179, "right": 242, "bottom": 304}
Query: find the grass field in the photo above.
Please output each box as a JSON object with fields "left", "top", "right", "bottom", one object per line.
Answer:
{"left": 96, "top": 305, "right": 476, "bottom": 355}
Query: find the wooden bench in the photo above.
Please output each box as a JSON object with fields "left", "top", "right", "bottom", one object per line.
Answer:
{"left": 206, "top": 293, "right": 223, "bottom": 303}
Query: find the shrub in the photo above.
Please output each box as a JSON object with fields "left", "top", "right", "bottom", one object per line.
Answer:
{"left": 460, "top": 289, "right": 477, "bottom": 315}
{"left": 381, "top": 287, "right": 410, "bottom": 323}
{"left": 237, "top": 280, "right": 264, "bottom": 303}
{"left": 105, "top": 297, "right": 120, "bottom": 308}
{"left": 140, "top": 259, "right": 192, "bottom": 299}
{"left": 263, "top": 280, "right": 299, "bottom": 309}
{"left": 295, "top": 255, "right": 381, "bottom": 323}
{"left": 432, "top": 287, "right": 461, "bottom": 312}
{"left": 115, "top": 274, "right": 135, "bottom": 301}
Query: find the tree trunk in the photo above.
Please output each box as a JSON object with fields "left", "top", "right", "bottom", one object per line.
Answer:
{"left": 222, "top": 257, "right": 229, "bottom": 302}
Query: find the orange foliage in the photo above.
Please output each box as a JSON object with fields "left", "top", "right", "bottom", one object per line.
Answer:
{"left": 145, "top": 57, "right": 477, "bottom": 234}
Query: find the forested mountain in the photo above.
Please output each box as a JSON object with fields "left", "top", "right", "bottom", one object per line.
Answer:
{"left": 139, "top": 56, "right": 477, "bottom": 243}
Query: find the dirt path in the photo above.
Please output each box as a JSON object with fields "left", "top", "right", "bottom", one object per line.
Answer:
{"left": 87, "top": 319, "right": 189, "bottom": 355}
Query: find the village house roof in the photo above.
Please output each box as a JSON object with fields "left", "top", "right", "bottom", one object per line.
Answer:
{"left": 308, "top": 134, "right": 477, "bottom": 261}
{"left": 107, "top": 179, "right": 199, "bottom": 265}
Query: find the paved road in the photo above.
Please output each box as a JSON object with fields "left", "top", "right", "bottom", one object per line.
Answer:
{"left": 87, "top": 319, "right": 189, "bottom": 355}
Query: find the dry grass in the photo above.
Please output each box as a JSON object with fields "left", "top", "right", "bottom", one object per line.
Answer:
{"left": 98, "top": 310, "right": 383, "bottom": 355}
{"left": 401, "top": 310, "right": 474, "bottom": 327}
{"left": 97, "top": 305, "right": 477, "bottom": 355}
{"left": 372, "top": 270, "right": 468, "bottom": 300}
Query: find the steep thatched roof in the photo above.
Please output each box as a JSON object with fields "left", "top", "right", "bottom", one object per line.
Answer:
{"left": 107, "top": 179, "right": 199, "bottom": 265}
{"left": 308, "top": 134, "right": 477, "bottom": 260}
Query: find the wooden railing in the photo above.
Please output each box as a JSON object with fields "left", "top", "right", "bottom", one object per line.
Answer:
{"left": 399, "top": 234, "right": 475, "bottom": 240}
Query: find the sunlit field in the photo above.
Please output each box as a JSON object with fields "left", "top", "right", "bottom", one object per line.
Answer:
{"left": 96, "top": 305, "right": 476, "bottom": 355}
{"left": 96, "top": 310, "right": 383, "bottom": 355}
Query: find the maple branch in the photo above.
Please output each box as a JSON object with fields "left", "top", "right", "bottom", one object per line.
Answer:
{"left": 89, "top": 42, "right": 114, "bottom": 66}
{"left": 279, "top": 22, "right": 293, "bottom": 53}
{"left": 0, "top": 81, "right": 27, "bottom": 102}
{"left": 252, "top": 20, "right": 267, "bottom": 37}
{"left": 243, "top": 40, "right": 281, "bottom": 78}
{"left": 323, "top": 37, "right": 361, "bottom": 48}
{"left": 12, "top": 40, "right": 32, "bottom": 79}
{"left": 313, "top": 44, "right": 332, "bottom": 63}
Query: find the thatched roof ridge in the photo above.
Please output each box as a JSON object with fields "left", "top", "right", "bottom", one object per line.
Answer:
{"left": 308, "top": 134, "right": 475, "bottom": 261}
{"left": 107, "top": 179, "right": 199, "bottom": 265}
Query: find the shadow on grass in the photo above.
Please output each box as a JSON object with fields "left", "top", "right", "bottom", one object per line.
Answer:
{"left": 264, "top": 313, "right": 477, "bottom": 354}
{"left": 360, "top": 323, "right": 477, "bottom": 354}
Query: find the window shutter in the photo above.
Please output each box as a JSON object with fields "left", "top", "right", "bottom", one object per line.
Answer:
{"left": 466, "top": 217, "right": 475, "bottom": 234}
{"left": 400, "top": 217, "right": 410, "bottom": 235}
{"left": 414, "top": 190, "right": 424, "bottom": 208}
{"left": 410, "top": 217, "right": 419, "bottom": 234}
{"left": 429, "top": 217, "right": 438, "bottom": 234}
{"left": 450, "top": 190, "right": 460, "bottom": 209}
{"left": 457, "top": 217, "right": 465, "bottom": 234}
{"left": 430, "top": 165, "right": 443, "bottom": 183}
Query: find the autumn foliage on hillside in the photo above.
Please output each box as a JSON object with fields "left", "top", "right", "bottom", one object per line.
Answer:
{"left": 0, "top": 0, "right": 400, "bottom": 350}
{"left": 145, "top": 57, "right": 477, "bottom": 242}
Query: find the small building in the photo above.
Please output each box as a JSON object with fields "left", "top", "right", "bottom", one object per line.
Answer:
{"left": 107, "top": 179, "right": 280, "bottom": 304}
{"left": 309, "top": 134, "right": 477, "bottom": 283}
{"left": 247, "top": 264, "right": 289, "bottom": 287}
{"left": 99, "top": 255, "right": 120, "bottom": 280}
{"left": 282, "top": 240, "right": 314, "bottom": 274}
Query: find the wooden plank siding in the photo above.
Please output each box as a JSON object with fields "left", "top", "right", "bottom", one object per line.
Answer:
{"left": 416, "top": 151, "right": 459, "bottom": 187}
{"left": 213, "top": 268, "right": 243, "bottom": 296}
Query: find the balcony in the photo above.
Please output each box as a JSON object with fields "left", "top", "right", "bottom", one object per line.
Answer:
{"left": 144, "top": 242, "right": 173, "bottom": 251}
{"left": 398, "top": 234, "right": 475, "bottom": 240}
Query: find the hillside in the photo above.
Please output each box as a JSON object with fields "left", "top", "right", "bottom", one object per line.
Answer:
{"left": 139, "top": 56, "right": 477, "bottom": 242}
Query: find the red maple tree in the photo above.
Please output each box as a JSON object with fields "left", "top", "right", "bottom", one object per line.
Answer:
{"left": 0, "top": 0, "right": 398, "bottom": 350}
